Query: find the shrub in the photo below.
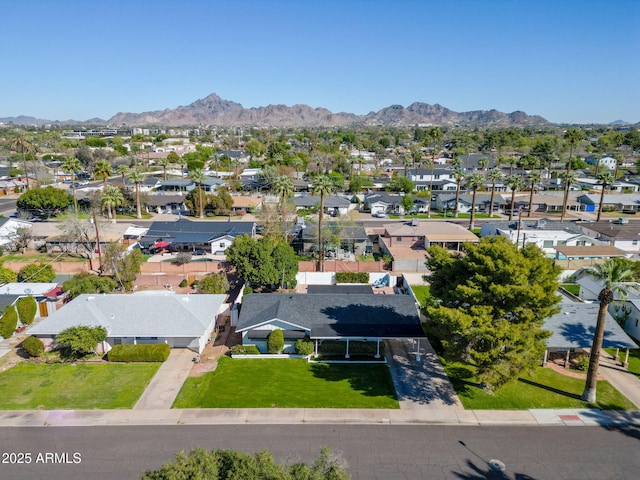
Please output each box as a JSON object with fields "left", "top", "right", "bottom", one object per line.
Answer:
{"left": 335, "top": 272, "right": 369, "bottom": 284}
{"left": 179, "top": 279, "right": 189, "bottom": 288}
{"left": 174, "top": 252, "right": 192, "bottom": 265}
{"left": 575, "top": 354, "right": 590, "bottom": 372}
{"left": 267, "top": 329, "right": 284, "bottom": 354}
{"left": 294, "top": 337, "right": 314, "bottom": 355}
{"left": 0, "top": 305, "right": 18, "bottom": 339}
{"left": 18, "top": 263, "right": 56, "bottom": 283}
{"left": 16, "top": 296, "right": 37, "bottom": 325}
{"left": 243, "top": 286, "right": 253, "bottom": 295}
{"left": 230, "top": 344, "right": 261, "bottom": 355}
{"left": 22, "top": 336, "right": 45, "bottom": 357}
{"left": 108, "top": 344, "right": 170, "bottom": 362}
{"left": 198, "top": 272, "right": 230, "bottom": 294}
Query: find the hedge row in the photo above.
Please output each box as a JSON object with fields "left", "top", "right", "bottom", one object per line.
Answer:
{"left": 0, "top": 305, "right": 18, "bottom": 339}
{"left": 107, "top": 344, "right": 170, "bottom": 362}
{"left": 335, "top": 272, "right": 369, "bottom": 284}
{"left": 230, "top": 344, "right": 261, "bottom": 355}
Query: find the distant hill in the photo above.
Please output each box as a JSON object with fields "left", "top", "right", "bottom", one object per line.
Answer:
{"left": 2, "top": 93, "right": 549, "bottom": 127}
{"left": 0, "top": 116, "right": 106, "bottom": 126}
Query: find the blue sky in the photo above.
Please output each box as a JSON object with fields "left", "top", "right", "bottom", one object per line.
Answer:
{"left": 1, "top": 0, "right": 638, "bottom": 124}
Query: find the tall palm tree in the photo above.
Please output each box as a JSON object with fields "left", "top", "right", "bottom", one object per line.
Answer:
{"left": 9, "top": 135, "right": 35, "bottom": 189}
{"left": 506, "top": 156, "right": 518, "bottom": 176}
{"left": 423, "top": 157, "right": 435, "bottom": 218}
{"left": 526, "top": 171, "right": 542, "bottom": 218}
{"left": 612, "top": 152, "right": 623, "bottom": 181}
{"left": 596, "top": 172, "right": 615, "bottom": 222}
{"left": 61, "top": 157, "right": 82, "bottom": 215}
{"left": 487, "top": 168, "right": 504, "bottom": 217}
{"left": 157, "top": 157, "right": 169, "bottom": 181}
{"left": 101, "top": 185, "right": 125, "bottom": 223}
{"left": 506, "top": 175, "right": 525, "bottom": 221}
{"left": 94, "top": 160, "right": 112, "bottom": 188}
{"left": 312, "top": 175, "right": 335, "bottom": 273}
{"left": 560, "top": 129, "right": 584, "bottom": 222}
{"left": 478, "top": 157, "right": 489, "bottom": 172}
{"left": 580, "top": 259, "right": 634, "bottom": 403}
{"left": 190, "top": 169, "right": 207, "bottom": 219}
{"left": 127, "top": 168, "right": 144, "bottom": 220}
{"left": 466, "top": 173, "right": 485, "bottom": 230}
{"left": 116, "top": 164, "right": 130, "bottom": 189}
{"left": 560, "top": 171, "right": 578, "bottom": 222}
{"left": 452, "top": 167, "right": 465, "bottom": 218}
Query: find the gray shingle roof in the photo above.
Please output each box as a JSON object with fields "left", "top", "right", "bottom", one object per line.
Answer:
{"left": 140, "top": 219, "right": 255, "bottom": 245}
{"left": 28, "top": 293, "right": 227, "bottom": 338}
{"left": 237, "top": 293, "right": 425, "bottom": 339}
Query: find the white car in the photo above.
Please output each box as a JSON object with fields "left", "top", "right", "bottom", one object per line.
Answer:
{"left": 373, "top": 212, "right": 386, "bottom": 218}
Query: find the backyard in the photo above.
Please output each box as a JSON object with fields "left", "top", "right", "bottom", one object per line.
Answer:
{"left": 0, "top": 363, "right": 159, "bottom": 410}
{"left": 440, "top": 357, "right": 636, "bottom": 410}
{"left": 173, "top": 357, "right": 399, "bottom": 409}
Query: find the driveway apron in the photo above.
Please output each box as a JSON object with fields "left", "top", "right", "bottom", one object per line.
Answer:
{"left": 134, "top": 349, "right": 195, "bottom": 410}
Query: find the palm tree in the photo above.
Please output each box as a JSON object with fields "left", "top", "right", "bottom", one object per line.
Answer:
{"left": 612, "top": 152, "right": 623, "bottom": 181}
{"left": 526, "top": 171, "right": 542, "bottom": 218}
{"left": 9, "top": 135, "right": 35, "bottom": 189}
{"left": 506, "top": 175, "right": 525, "bottom": 221}
{"left": 101, "top": 185, "right": 124, "bottom": 223}
{"left": 580, "top": 259, "right": 635, "bottom": 403}
{"left": 487, "top": 168, "right": 504, "bottom": 217}
{"left": 157, "top": 157, "right": 169, "bottom": 181}
{"left": 560, "top": 129, "right": 584, "bottom": 222}
{"left": 478, "top": 157, "right": 489, "bottom": 172}
{"left": 61, "top": 157, "right": 82, "bottom": 215}
{"left": 466, "top": 173, "right": 485, "bottom": 230}
{"left": 272, "top": 175, "right": 294, "bottom": 207}
{"left": 423, "top": 157, "right": 435, "bottom": 218}
{"left": 127, "top": 168, "right": 144, "bottom": 220}
{"left": 506, "top": 156, "right": 518, "bottom": 176}
{"left": 596, "top": 172, "right": 615, "bottom": 222}
{"left": 190, "top": 169, "right": 207, "bottom": 219}
{"left": 94, "top": 160, "right": 112, "bottom": 188}
{"left": 452, "top": 167, "right": 465, "bottom": 218}
{"left": 560, "top": 171, "right": 578, "bottom": 222}
{"left": 116, "top": 164, "right": 130, "bottom": 189}
{"left": 312, "top": 175, "right": 335, "bottom": 272}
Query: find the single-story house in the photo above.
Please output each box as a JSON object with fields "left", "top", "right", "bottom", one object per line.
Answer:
{"left": 236, "top": 293, "right": 426, "bottom": 357}
{"left": 139, "top": 218, "right": 256, "bottom": 254}
{"left": 231, "top": 196, "right": 263, "bottom": 214}
{"left": 289, "top": 195, "right": 353, "bottom": 216}
{"left": 0, "top": 283, "right": 64, "bottom": 317}
{"left": 294, "top": 220, "right": 368, "bottom": 255}
{"left": 363, "top": 192, "right": 407, "bottom": 215}
{"left": 576, "top": 219, "right": 640, "bottom": 254}
{"left": 0, "top": 217, "right": 32, "bottom": 247}
{"left": 577, "top": 193, "right": 640, "bottom": 213}
{"left": 144, "top": 194, "right": 188, "bottom": 215}
{"left": 28, "top": 292, "right": 228, "bottom": 354}
{"left": 156, "top": 178, "right": 196, "bottom": 193}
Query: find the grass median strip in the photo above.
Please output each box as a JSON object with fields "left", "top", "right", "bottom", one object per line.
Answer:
{"left": 441, "top": 358, "right": 636, "bottom": 410}
{"left": 0, "top": 363, "right": 160, "bottom": 410}
{"left": 173, "top": 357, "right": 399, "bottom": 409}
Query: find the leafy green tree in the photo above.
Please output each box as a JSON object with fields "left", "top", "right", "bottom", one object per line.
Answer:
{"left": 400, "top": 194, "right": 414, "bottom": 214}
{"left": 17, "top": 186, "right": 73, "bottom": 217}
{"left": 16, "top": 296, "right": 37, "bottom": 325}
{"left": 387, "top": 176, "right": 415, "bottom": 194}
{"left": 197, "top": 273, "right": 230, "bottom": 294}
{"left": 18, "top": 263, "right": 55, "bottom": 283}
{"left": 226, "top": 236, "right": 298, "bottom": 290}
{"left": 347, "top": 174, "right": 373, "bottom": 193}
{"left": 0, "top": 262, "right": 18, "bottom": 283}
{"left": 55, "top": 325, "right": 108, "bottom": 358}
{"left": 62, "top": 272, "right": 117, "bottom": 298}
{"left": 0, "top": 305, "right": 18, "bottom": 339}
{"left": 425, "top": 236, "right": 561, "bottom": 390}
{"left": 141, "top": 446, "right": 349, "bottom": 480}
{"left": 267, "top": 329, "right": 284, "bottom": 353}
{"left": 580, "top": 260, "right": 634, "bottom": 403}
{"left": 101, "top": 242, "right": 143, "bottom": 292}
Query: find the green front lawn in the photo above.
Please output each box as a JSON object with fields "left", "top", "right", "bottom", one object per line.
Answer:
{"left": 173, "top": 357, "right": 399, "bottom": 409}
{"left": 441, "top": 358, "right": 636, "bottom": 410}
{"left": 605, "top": 348, "right": 640, "bottom": 377}
{"left": 0, "top": 363, "right": 160, "bottom": 410}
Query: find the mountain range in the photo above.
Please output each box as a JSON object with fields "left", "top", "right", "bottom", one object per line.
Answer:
{"left": 2, "top": 93, "right": 551, "bottom": 127}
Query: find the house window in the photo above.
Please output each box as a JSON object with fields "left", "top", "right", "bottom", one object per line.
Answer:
{"left": 220, "top": 242, "right": 226, "bottom": 248}
{"left": 434, "top": 175, "right": 440, "bottom": 179}
{"left": 543, "top": 240, "right": 554, "bottom": 248}
{"left": 636, "top": 319, "right": 638, "bottom": 328}
{"left": 633, "top": 240, "right": 638, "bottom": 246}
{"left": 397, "top": 237, "right": 402, "bottom": 241}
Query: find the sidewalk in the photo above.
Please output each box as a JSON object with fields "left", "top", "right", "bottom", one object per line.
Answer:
{"left": 597, "top": 352, "right": 640, "bottom": 409}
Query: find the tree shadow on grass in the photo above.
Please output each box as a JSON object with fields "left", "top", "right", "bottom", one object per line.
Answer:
{"left": 516, "top": 378, "right": 581, "bottom": 401}
{"left": 308, "top": 362, "right": 397, "bottom": 400}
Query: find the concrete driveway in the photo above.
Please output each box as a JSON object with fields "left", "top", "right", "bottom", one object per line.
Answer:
{"left": 134, "top": 349, "right": 195, "bottom": 410}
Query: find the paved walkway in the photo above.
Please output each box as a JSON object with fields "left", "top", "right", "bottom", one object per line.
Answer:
{"left": 133, "top": 349, "right": 195, "bottom": 410}
{"left": 598, "top": 352, "right": 640, "bottom": 409}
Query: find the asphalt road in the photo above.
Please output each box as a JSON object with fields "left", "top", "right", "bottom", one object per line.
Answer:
{"left": 0, "top": 424, "right": 638, "bottom": 479}
{"left": 0, "top": 197, "right": 17, "bottom": 217}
